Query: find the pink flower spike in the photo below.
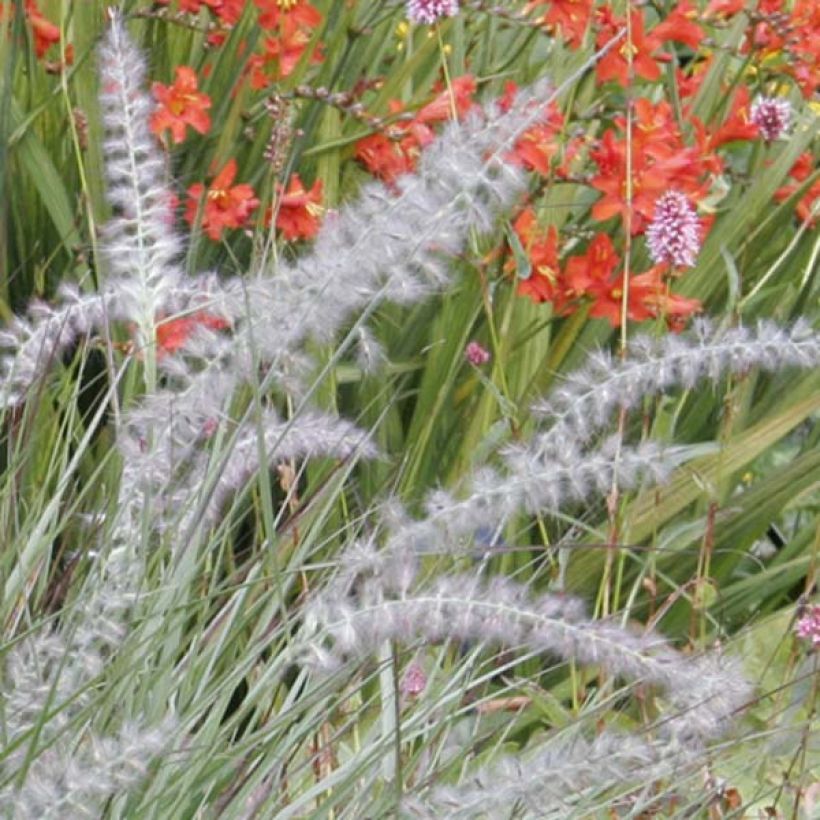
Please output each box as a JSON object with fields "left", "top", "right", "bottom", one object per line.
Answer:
{"left": 406, "top": 0, "right": 459, "bottom": 25}
{"left": 646, "top": 190, "right": 701, "bottom": 269}
{"left": 795, "top": 604, "right": 820, "bottom": 649}
{"left": 465, "top": 340, "right": 491, "bottom": 366}
{"left": 750, "top": 96, "right": 792, "bottom": 142}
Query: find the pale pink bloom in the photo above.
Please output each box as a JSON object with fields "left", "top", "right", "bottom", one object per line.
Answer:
{"left": 646, "top": 190, "right": 701, "bottom": 269}
{"left": 406, "top": 0, "right": 459, "bottom": 25}
{"left": 750, "top": 96, "right": 792, "bottom": 142}
{"left": 465, "top": 340, "right": 491, "bottom": 365}
{"left": 401, "top": 661, "right": 427, "bottom": 696}
{"left": 795, "top": 604, "right": 820, "bottom": 649}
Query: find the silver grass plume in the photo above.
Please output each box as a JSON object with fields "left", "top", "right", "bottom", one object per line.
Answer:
{"left": 301, "top": 535, "right": 751, "bottom": 812}
{"left": 405, "top": 731, "right": 694, "bottom": 818}
{"left": 97, "top": 8, "right": 183, "bottom": 344}
{"left": 113, "top": 71, "right": 568, "bottom": 547}
{"left": 298, "top": 317, "right": 820, "bottom": 811}
{"left": 0, "top": 12, "right": 187, "bottom": 408}
{"left": 0, "top": 287, "right": 109, "bottom": 407}
{"left": 533, "top": 318, "right": 819, "bottom": 449}
{"left": 0, "top": 16, "right": 181, "bottom": 814}
{"left": 382, "top": 319, "right": 820, "bottom": 559}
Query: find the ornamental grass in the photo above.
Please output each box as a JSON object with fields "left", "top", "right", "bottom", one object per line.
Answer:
{"left": 0, "top": 1, "right": 818, "bottom": 817}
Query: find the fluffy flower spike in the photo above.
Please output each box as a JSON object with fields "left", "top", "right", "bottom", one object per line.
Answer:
{"left": 646, "top": 190, "right": 701, "bottom": 269}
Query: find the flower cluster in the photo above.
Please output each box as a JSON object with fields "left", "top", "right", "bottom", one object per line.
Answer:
{"left": 1, "top": 0, "right": 70, "bottom": 64}
{"left": 185, "top": 159, "right": 260, "bottom": 241}
{"left": 646, "top": 190, "right": 701, "bottom": 269}
{"left": 795, "top": 604, "right": 820, "bottom": 649}
{"left": 750, "top": 96, "right": 792, "bottom": 142}
{"left": 509, "top": 209, "right": 701, "bottom": 328}
{"left": 355, "top": 75, "right": 476, "bottom": 185}
{"left": 406, "top": 0, "right": 460, "bottom": 26}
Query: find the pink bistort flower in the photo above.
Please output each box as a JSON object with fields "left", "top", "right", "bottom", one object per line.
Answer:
{"left": 795, "top": 604, "right": 820, "bottom": 649}
{"left": 465, "top": 340, "right": 491, "bottom": 366}
{"left": 646, "top": 190, "right": 701, "bottom": 269}
{"left": 406, "top": 0, "right": 459, "bottom": 25}
{"left": 750, "top": 96, "right": 792, "bottom": 142}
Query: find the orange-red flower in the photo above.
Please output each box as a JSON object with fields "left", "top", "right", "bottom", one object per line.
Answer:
{"left": 596, "top": 9, "right": 663, "bottom": 86}
{"left": 1, "top": 0, "right": 61, "bottom": 58}
{"left": 500, "top": 84, "right": 565, "bottom": 176}
{"left": 269, "top": 173, "right": 324, "bottom": 240}
{"left": 507, "top": 209, "right": 563, "bottom": 305}
{"left": 704, "top": 86, "right": 759, "bottom": 149}
{"left": 156, "top": 311, "right": 230, "bottom": 356}
{"left": 583, "top": 265, "right": 700, "bottom": 328}
{"left": 247, "top": 16, "right": 324, "bottom": 86}
{"left": 651, "top": 0, "right": 705, "bottom": 51}
{"left": 185, "top": 159, "right": 260, "bottom": 241}
{"left": 526, "top": 0, "right": 594, "bottom": 48}
{"left": 255, "top": 0, "right": 322, "bottom": 30}
{"left": 775, "top": 152, "right": 820, "bottom": 225}
{"left": 355, "top": 128, "right": 420, "bottom": 186}
{"left": 415, "top": 75, "right": 477, "bottom": 124}
{"left": 355, "top": 76, "right": 476, "bottom": 184}
{"left": 589, "top": 99, "right": 713, "bottom": 233}
{"left": 563, "top": 233, "right": 620, "bottom": 297}
{"left": 150, "top": 66, "right": 212, "bottom": 145}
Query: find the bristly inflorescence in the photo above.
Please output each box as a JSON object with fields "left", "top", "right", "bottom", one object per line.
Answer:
{"left": 97, "top": 9, "right": 184, "bottom": 339}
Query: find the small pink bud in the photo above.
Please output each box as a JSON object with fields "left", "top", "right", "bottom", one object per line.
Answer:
{"left": 795, "top": 604, "right": 820, "bottom": 649}
{"left": 465, "top": 340, "right": 491, "bottom": 366}
{"left": 401, "top": 661, "right": 427, "bottom": 697}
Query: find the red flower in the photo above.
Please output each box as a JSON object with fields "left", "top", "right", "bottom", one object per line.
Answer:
{"left": 150, "top": 66, "right": 212, "bottom": 145}
{"left": 526, "top": 0, "right": 594, "bottom": 48}
{"left": 785, "top": 0, "right": 820, "bottom": 99}
{"left": 584, "top": 266, "right": 700, "bottom": 328}
{"left": 589, "top": 99, "right": 713, "bottom": 233}
{"left": 247, "top": 0, "right": 324, "bottom": 87}
{"left": 269, "top": 173, "right": 324, "bottom": 240}
{"left": 185, "top": 159, "right": 259, "bottom": 241}
{"left": 354, "top": 76, "right": 476, "bottom": 184}
{"left": 354, "top": 130, "right": 419, "bottom": 185}
{"left": 705, "top": 86, "right": 759, "bottom": 149}
{"left": 255, "top": 0, "right": 322, "bottom": 29}
{"left": 651, "top": 0, "right": 705, "bottom": 51}
{"left": 501, "top": 85, "right": 565, "bottom": 176}
{"left": 596, "top": 9, "right": 663, "bottom": 86}
{"left": 248, "top": 17, "right": 324, "bottom": 87}
{"left": 563, "top": 233, "right": 620, "bottom": 297}
{"left": 1, "top": 0, "right": 61, "bottom": 57}
{"left": 508, "top": 209, "right": 563, "bottom": 304}
{"left": 156, "top": 311, "right": 230, "bottom": 357}
{"left": 775, "top": 153, "right": 820, "bottom": 225}
{"left": 415, "top": 75, "right": 477, "bottom": 123}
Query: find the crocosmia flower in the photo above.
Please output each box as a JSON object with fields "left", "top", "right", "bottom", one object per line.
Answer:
{"left": 406, "top": 0, "right": 459, "bottom": 25}
{"left": 156, "top": 311, "right": 230, "bottom": 356}
{"left": 185, "top": 159, "right": 259, "bottom": 241}
{"left": 646, "top": 190, "right": 701, "bottom": 269}
{"left": 150, "top": 66, "right": 212, "bottom": 144}
{"left": 270, "top": 174, "right": 324, "bottom": 241}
